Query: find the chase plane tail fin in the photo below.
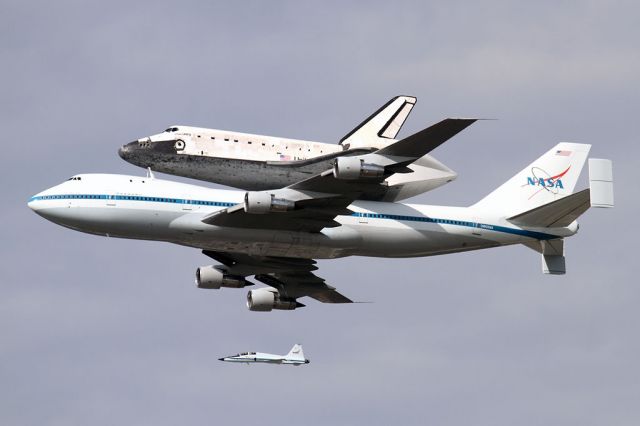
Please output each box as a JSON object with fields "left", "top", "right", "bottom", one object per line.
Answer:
{"left": 286, "top": 344, "right": 305, "bottom": 361}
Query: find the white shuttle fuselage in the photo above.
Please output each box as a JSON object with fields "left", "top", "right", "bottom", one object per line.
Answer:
{"left": 117, "top": 96, "right": 460, "bottom": 201}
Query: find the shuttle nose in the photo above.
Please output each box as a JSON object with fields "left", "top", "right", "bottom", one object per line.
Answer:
{"left": 118, "top": 141, "right": 138, "bottom": 160}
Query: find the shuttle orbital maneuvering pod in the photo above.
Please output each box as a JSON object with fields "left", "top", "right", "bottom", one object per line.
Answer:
{"left": 118, "top": 96, "right": 461, "bottom": 202}
{"left": 219, "top": 344, "right": 309, "bottom": 365}
{"left": 29, "top": 115, "right": 614, "bottom": 313}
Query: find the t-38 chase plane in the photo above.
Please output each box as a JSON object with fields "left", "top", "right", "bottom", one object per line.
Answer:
{"left": 219, "top": 344, "right": 309, "bottom": 365}
{"left": 29, "top": 119, "right": 613, "bottom": 312}
{"left": 118, "top": 96, "right": 460, "bottom": 201}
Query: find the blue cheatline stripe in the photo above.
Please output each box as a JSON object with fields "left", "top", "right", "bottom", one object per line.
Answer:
{"left": 351, "top": 212, "right": 557, "bottom": 240}
{"left": 29, "top": 194, "right": 559, "bottom": 240}
{"left": 29, "top": 194, "right": 235, "bottom": 207}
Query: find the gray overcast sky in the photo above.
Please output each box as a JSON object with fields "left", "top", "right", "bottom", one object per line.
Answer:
{"left": 1, "top": 1, "right": 639, "bottom": 424}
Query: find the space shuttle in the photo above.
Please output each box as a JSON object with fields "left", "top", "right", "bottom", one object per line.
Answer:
{"left": 118, "top": 96, "right": 465, "bottom": 201}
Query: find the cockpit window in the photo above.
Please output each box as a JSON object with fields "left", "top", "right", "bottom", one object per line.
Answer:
{"left": 164, "top": 127, "right": 179, "bottom": 132}
{"left": 67, "top": 176, "right": 81, "bottom": 181}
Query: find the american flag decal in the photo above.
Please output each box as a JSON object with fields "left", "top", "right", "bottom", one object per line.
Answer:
{"left": 555, "top": 150, "right": 572, "bottom": 156}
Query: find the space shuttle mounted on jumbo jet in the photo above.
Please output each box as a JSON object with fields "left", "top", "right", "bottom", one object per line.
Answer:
{"left": 219, "top": 344, "right": 309, "bottom": 365}
{"left": 118, "top": 96, "right": 462, "bottom": 201}
{"left": 30, "top": 114, "right": 614, "bottom": 313}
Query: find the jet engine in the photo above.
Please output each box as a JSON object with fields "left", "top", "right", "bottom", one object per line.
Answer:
{"left": 195, "top": 266, "right": 248, "bottom": 289}
{"left": 246, "top": 288, "right": 300, "bottom": 312}
{"left": 333, "top": 157, "right": 385, "bottom": 180}
{"left": 244, "top": 192, "right": 295, "bottom": 214}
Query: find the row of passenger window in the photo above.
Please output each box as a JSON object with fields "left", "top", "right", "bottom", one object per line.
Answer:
{"left": 37, "top": 194, "right": 102, "bottom": 200}
{"left": 34, "top": 194, "right": 233, "bottom": 207}
{"left": 357, "top": 212, "right": 471, "bottom": 226}
{"left": 119, "top": 196, "right": 232, "bottom": 207}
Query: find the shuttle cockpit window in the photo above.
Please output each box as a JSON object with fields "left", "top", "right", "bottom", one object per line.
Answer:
{"left": 164, "top": 127, "right": 179, "bottom": 133}
{"left": 67, "top": 176, "right": 82, "bottom": 181}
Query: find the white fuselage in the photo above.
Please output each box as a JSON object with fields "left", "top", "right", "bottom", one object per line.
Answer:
{"left": 219, "top": 352, "right": 308, "bottom": 365}
{"left": 28, "top": 174, "right": 575, "bottom": 260}
{"left": 119, "top": 125, "right": 458, "bottom": 200}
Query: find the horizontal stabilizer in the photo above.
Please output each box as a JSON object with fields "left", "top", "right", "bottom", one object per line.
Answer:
{"left": 589, "top": 158, "right": 614, "bottom": 208}
{"left": 507, "top": 188, "right": 590, "bottom": 228}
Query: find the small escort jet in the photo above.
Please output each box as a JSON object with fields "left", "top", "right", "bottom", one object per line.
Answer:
{"left": 219, "top": 344, "right": 309, "bottom": 365}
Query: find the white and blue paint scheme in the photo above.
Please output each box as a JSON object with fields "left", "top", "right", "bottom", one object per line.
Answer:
{"left": 219, "top": 344, "right": 309, "bottom": 365}
{"left": 29, "top": 135, "right": 614, "bottom": 312}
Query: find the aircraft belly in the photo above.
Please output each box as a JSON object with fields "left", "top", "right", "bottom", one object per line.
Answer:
{"left": 128, "top": 153, "right": 330, "bottom": 190}
{"left": 348, "top": 223, "right": 498, "bottom": 257}
{"left": 122, "top": 150, "right": 456, "bottom": 199}
{"left": 180, "top": 226, "right": 362, "bottom": 259}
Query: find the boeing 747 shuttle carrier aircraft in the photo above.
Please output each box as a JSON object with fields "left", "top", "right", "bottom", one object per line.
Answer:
{"left": 118, "top": 96, "right": 461, "bottom": 201}
{"left": 29, "top": 120, "right": 613, "bottom": 312}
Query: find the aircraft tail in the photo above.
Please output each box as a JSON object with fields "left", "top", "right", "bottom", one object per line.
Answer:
{"left": 286, "top": 344, "right": 305, "bottom": 361}
{"left": 473, "top": 146, "right": 614, "bottom": 275}
{"left": 340, "top": 96, "right": 416, "bottom": 150}
{"left": 472, "top": 142, "right": 592, "bottom": 217}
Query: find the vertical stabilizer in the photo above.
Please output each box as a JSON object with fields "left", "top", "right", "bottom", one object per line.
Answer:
{"left": 473, "top": 143, "right": 591, "bottom": 216}
{"left": 340, "top": 96, "right": 417, "bottom": 150}
{"left": 286, "top": 344, "right": 305, "bottom": 361}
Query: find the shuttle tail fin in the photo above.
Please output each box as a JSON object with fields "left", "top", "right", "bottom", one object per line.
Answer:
{"left": 340, "top": 96, "right": 416, "bottom": 150}
{"left": 472, "top": 143, "right": 591, "bottom": 217}
{"left": 286, "top": 344, "right": 305, "bottom": 361}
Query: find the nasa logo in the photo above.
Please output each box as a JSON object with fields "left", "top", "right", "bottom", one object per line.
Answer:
{"left": 526, "top": 176, "right": 565, "bottom": 189}
{"left": 524, "top": 166, "right": 571, "bottom": 197}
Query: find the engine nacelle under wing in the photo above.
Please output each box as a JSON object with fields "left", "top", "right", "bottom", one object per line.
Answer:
{"left": 196, "top": 265, "right": 248, "bottom": 289}
{"left": 333, "top": 156, "right": 385, "bottom": 180}
{"left": 246, "top": 288, "right": 301, "bottom": 312}
{"left": 244, "top": 192, "right": 295, "bottom": 214}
